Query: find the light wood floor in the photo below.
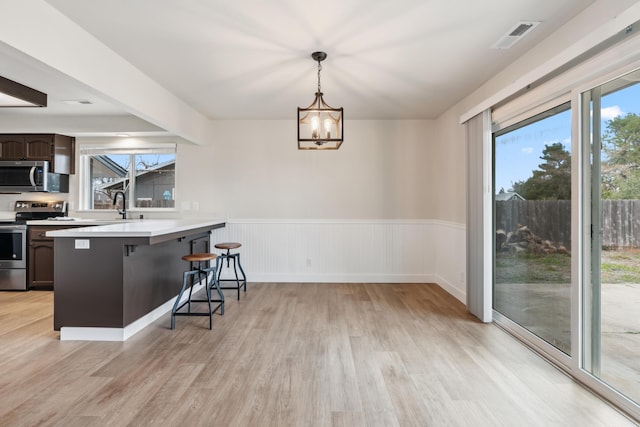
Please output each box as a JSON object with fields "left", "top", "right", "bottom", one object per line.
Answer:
{"left": 0, "top": 283, "right": 635, "bottom": 426}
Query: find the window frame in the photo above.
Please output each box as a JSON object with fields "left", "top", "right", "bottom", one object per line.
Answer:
{"left": 78, "top": 142, "right": 177, "bottom": 213}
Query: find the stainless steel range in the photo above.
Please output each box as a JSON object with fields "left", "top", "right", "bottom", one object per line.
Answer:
{"left": 0, "top": 200, "right": 67, "bottom": 291}
{"left": 0, "top": 223, "right": 26, "bottom": 290}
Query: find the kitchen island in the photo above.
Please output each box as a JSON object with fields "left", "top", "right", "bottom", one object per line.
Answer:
{"left": 26, "top": 219, "right": 141, "bottom": 290}
{"left": 48, "top": 219, "right": 225, "bottom": 341}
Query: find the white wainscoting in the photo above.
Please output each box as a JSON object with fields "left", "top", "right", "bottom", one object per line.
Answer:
{"left": 210, "top": 219, "right": 466, "bottom": 303}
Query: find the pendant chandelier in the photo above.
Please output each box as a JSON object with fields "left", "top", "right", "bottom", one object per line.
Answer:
{"left": 297, "top": 51, "right": 343, "bottom": 150}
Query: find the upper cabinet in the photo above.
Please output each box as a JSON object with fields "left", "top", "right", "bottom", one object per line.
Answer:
{"left": 0, "top": 134, "right": 75, "bottom": 174}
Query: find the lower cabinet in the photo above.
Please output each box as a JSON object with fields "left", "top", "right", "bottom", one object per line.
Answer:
{"left": 28, "top": 225, "right": 84, "bottom": 290}
{"left": 29, "top": 239, "right": 54, "bottom": 289}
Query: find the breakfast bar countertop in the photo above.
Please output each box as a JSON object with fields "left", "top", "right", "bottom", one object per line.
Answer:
{"left": 45, "top": 218, "right": 226, "bottom": 238}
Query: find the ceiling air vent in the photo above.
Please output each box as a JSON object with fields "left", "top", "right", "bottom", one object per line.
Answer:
{"left": 63, "top": 99, "right": 93, "bottom": 105}
{"left": 491, "top": 21, "right": 541, "bottom": 50}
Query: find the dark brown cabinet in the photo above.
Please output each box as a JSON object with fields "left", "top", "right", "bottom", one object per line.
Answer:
{"left": 28, "top": 225, "right": 84, "bottom": 290}
{"left": 0, "top": 136, "right": 25, "bottom": 159}
{"left": 25, "top": 135, "right": 55, "bottom": 160}
{"left": 0, "top": 134, "right": 75, "bottom": 174}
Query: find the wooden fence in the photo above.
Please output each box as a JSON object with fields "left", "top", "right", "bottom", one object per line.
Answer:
{"left": 495, "top": 199, "right": 640, "bottom": 250}
{"left": 601, "top": 200, "right": 640, "bottom": 248}
{"left": 495, "top": 200, "right": 571, "bottom": 250}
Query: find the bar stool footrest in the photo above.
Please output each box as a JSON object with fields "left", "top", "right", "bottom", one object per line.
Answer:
{"left": 216, "top": 250, "right": 247, "bottom": 300}
{"left": 173, "top": 302, "right": 224, "bottom": 316}
{"left": 171, "top": 261, "right": 225, "bottom": 330}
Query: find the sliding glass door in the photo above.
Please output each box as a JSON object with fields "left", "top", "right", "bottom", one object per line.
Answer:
{"left": 488, "top": 37, "right": 640, "bottom": 417}
{"left": 584, "top": 70, "right": 640, "bottom": 404}
{"left": 493, "top": 105, "right": 572, "bottom": 355}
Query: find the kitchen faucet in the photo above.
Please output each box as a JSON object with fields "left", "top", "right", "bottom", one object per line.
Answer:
{"left": 113, "top": 191, "right": 126, "bottom": 219}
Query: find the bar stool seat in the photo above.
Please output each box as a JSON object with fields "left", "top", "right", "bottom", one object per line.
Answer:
{"left": 182, "top": 253, "right": 218, "bottom": 263}
{"left": 215, "top": 242, "right": 241, "bottom": 251}
{"left": 171, "top": 253, "right": 225, "bottom": 329}
{"left": 214, "top": 242, "right": 247, "bottom": 300}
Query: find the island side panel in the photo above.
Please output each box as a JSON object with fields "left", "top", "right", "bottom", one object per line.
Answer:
{"left": 122, "top": 231, "right": 210, "bottom": 325}
{"left": 54, "top": 238, "right": 125, "bottom": 330}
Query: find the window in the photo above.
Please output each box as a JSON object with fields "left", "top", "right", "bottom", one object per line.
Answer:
{"left": 493, "top": 103, "right": 572, "bottom": 355}
{"left": 79, "top": 144, "right": 176, "bottom": 211}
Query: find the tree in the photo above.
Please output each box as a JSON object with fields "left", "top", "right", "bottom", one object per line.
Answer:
{"left": 601, "top": 113, "right": 640, "bottom": 199}
{"left": 512, "top": 142, "right": 571, "bottom": 200}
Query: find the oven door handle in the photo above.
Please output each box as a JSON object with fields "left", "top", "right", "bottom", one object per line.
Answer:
{"left": 29, "top": 166, "right": 36, "bottom": 187}
{"left": 0, "top": 225, "right": 27, "bottom": 231}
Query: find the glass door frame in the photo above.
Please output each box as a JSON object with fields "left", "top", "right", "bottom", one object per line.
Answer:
{"left": 491, "top": 99, "right": 574, "bottom": 371}
{"left": 572, "top": 60, "right": 640, "bottom": 420}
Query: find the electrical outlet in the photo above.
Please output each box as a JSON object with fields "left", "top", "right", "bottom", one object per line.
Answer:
{"left": 75, "top": 239, "right": 90, "bottom": 249}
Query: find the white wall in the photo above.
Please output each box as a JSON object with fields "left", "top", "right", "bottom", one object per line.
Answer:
{"left": 432, "top": 109, "right": 466, "bottom": 224}
{"left": 179, "top": 119, "right": 436, "bottom": 219}
{"left": 183, "top": 119, "right": 466, "bottom": 300}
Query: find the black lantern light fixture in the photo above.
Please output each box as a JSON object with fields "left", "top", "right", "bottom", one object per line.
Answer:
{"left": 297, "top": 51, "right": 343, "bottom": 150}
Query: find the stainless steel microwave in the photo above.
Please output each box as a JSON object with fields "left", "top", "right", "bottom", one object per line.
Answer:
{"left": 0, "top": 160, "right": 69, "bottom": 193}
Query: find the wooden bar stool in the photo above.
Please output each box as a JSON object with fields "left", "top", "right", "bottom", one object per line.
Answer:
{"left": 171, "top": 253, "right": 224, "bottom": 329}
{"left": 214, "top": 242, "right": 247, "bottom": 300}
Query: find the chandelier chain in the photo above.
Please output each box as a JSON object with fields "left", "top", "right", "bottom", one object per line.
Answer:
{"left": 317, "top": 61, "right": 322, "bottom": 93}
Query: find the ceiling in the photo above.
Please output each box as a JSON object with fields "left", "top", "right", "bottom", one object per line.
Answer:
{"left": 0, "top": 0, "right": 598, "bottom": 137}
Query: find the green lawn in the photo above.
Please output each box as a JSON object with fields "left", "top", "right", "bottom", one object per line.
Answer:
{"left": 495, "top": 252, "right": 570, "bottom": 283}
{"left": 495, "top": 249, "right": 640, "bottom": 284}
{"left": 601, "top": 250, "right": 640, "bottom": 283}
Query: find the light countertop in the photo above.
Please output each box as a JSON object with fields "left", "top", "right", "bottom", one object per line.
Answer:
{"left": 45, "top": 218, "right": 226, "bottom": 238}
{"left": 28, "top": 218, "right": 137, "bottom": 226}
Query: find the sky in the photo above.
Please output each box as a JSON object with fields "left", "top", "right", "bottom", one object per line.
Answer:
{"left": 494, "top": 79, "right": 640, "bottom": 194}
{"left": 106, "top": 153, "right": 176, "bottom": 171}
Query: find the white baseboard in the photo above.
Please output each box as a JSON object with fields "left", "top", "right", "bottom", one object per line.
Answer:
{"left": 433, "top": 274, "right": 465, "bottom": 304}
{"left": 60, "top": 281, "right": 207, "bottom": 342}
{"left": 246, "top": 273, "right": 438, "bottom": 283}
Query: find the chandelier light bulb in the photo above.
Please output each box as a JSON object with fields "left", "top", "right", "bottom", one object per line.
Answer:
{"left": 311, "top": 116, "right": 319, "bottom": 139}
{"left": 324, "top": 119, "right": 332, "bottom": 139}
